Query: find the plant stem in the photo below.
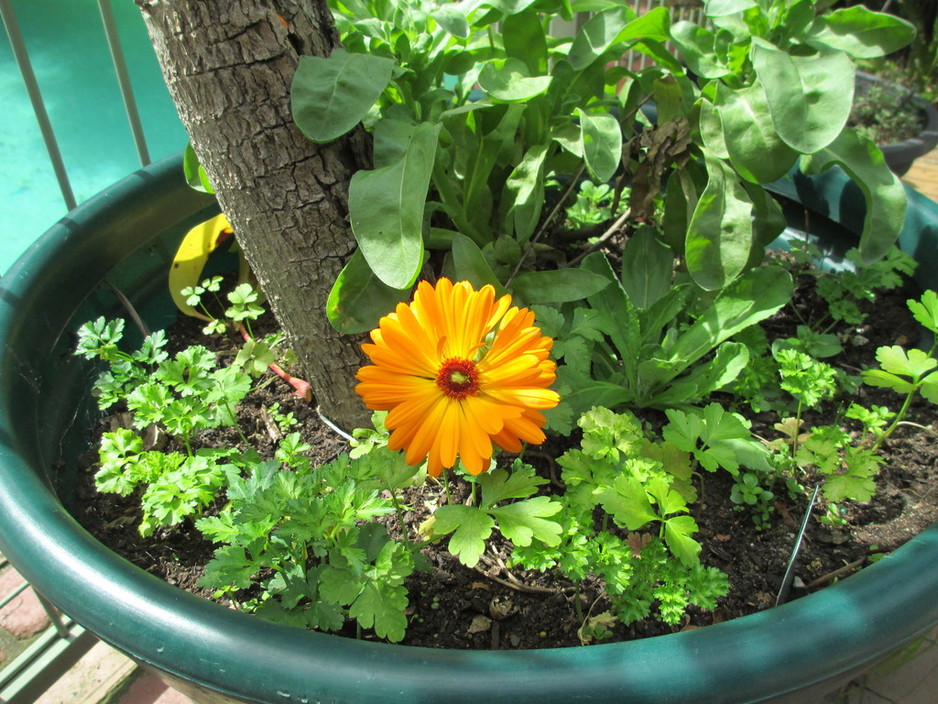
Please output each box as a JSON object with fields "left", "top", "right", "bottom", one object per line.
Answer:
{"left": 872, "top": 387, "right": 919, "bottom": 452}
{"left": 388, "top": 485, "right": 407, "bottom": 537}
{"left": 791, "top": 400, "right": 804, "bottom": 458}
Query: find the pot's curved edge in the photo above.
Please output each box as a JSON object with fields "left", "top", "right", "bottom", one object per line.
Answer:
{"left": 855, "top": 71, "right": 938, "bottom": 176}
{"left": 0, "top": 156, "right": 936, "bottom": 704}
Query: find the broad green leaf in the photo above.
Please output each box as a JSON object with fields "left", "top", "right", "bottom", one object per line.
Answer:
{"left": 715, "top": 81, "right": 799, "bottom": 184}
{"left": 490, "top": 497, "right": 563, "bottom": 547}
{"left": 477, "top": 0, "right": 540, "bottom": 14}
{"left": 823, "top": 474, "right": 876, "bottom": 504}
{"left": 478, "top": 467, "right": 545, "bottom": 507}
{"left": 431, "top": 505, "right": 495, "bottom": 567}
{"left": 291, "top": 50, "right": 394, "bottom": 142}
{"left": 478, "top": 58, "right": 552, "bottom": 102}
{"left": 670, "top": 21, "right": 731, "bottom": 79}
{"left": 199, "top": 546, "right": 258, "bottom": 591}
{"left": 433, "top": 5, "right": 469, "bottom": 38}
{"left": 698, "top": 99, "right": 729, "bottom": 158}
{"left": 666, "top": 265, "right": 793, "bottom": 365}
{"left": 662, "top": 170, "right": 699, "bottom": 255}
{"left": 620, "top": 229, "right": 673, "bottom": 309}
{"left": 568, "top": 7, "right": 634, "bottom": 71}
{"left": 663, "top": 515, "right": 701, "bottom": 566}
{"left": 805, "top": 7, "right": 915, "bottom": 59}
{"left": 568, "top": 9, "right": 672, "bottom": 73}
{"left": 372, "top": 118, "right": 418, "bottom": 168}
{"left": 504, "top": 143, "right": 549, "bottom": 242}
{"left": 646, "top": 341, "right": 749, "bottom": 407}
{"left": 685, "top": 151, "right": 755, "bottom": 290}
{"left": 600, "top": 475, "right": 658, "bottom": 530}
{"left": 580, "top": 251, "right": 642, "bottom": 380}
{"left": 451, "top": 234, "right": 505, "bottom": 293}
{"left": 801, "top": 128, "right": 907, "bottom": 265}
{"left": 645, "top": 475, "right": 686, "bottom": 517}
{"left": 183, "top": 143, "right": 214, "bottom": 193}
{"left": 908, "top": 290, "right": 938, "bottom": 334}
{"left": 744, "top": 181, "right": 786, "bottom": 250}
{"left": 503, "top": 11, "right": 548, "bottom": 74}
{"left": 638, "top": 285, "right": 689, "bottom": 347}
{"left": 348, "top": 582, "right": 409, "bottom": 642}
{"left": 511, "top": 268, "right": 610, "bottom": 304}
{"left": 921, "top": 375, "right": 938, "bottom": 404}
{"left": 557, "top": 367, "right": 633, "bottom": 418}
{"left": 349, "top": 122, "right": 440, "bottom": 288}
{"left": 751, "top": 42, "right": 854, "bottom": 154}
{"left": 326, "top": 249, "right": 412, "bottom": 334}
{"left": 875, "top": 345, "right": 937, "bottom": 380}
{"left": 701, "top": 402, "right": 750, "bottom": 442}
{"left": 860, "top": 369, "right": 915, "bottom": 395}
{"left": 553, "top": 122, "right": 584, "bottom": 158}
{"left": 705, "top": 0, "right": 756, "bottom": 16}
{"left": 577, "top": 109, "right": 622, "bottom": 184}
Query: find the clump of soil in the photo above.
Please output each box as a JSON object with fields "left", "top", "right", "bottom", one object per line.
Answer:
{"left": 72, "top": 268, "right": 938, "bottom": 651}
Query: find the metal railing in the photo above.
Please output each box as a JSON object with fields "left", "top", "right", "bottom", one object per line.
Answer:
{"left": 0, "top": 0, "right": 153, "bottom": 213}
{"left": 0, "top": 1, "right": 156, "bottom": 697}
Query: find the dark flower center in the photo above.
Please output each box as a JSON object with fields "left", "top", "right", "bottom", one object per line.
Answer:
{"left": 436, "top": 358, "right": 480, "bottom": 399}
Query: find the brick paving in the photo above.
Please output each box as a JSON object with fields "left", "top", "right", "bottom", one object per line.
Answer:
{"left": 0, "top": 558, "right": 50, "bottom": 677}
{"left": 0, "top": 565, "right": 50, "bottom": 639}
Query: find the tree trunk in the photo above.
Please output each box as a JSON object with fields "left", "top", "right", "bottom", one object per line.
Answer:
{"left": 136, "top": 0, "right": 370, "bottom": 431}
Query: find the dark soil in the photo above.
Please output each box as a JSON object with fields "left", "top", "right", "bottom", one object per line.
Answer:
{"left": 73, "top": 265, "right": 938, "bottom": 651}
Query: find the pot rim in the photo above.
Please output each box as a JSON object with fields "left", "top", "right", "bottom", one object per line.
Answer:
{"left": 0, "top": 154, "right": 936, "bottom": 704}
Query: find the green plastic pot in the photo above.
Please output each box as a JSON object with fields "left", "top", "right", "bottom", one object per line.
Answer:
{"left": 0, "top": 154, "right": 937, "bottom": 704}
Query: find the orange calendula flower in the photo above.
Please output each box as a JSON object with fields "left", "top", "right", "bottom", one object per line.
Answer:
{"left": 355, "top": 278, "right": 560, "bottom": 477}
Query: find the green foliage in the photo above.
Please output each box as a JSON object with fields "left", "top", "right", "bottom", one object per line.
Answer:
{"left": 508, "top": 406, "right": 728, "bottom": 629}
{"left": 427, "top": 461, "right": 562, "bottom": 567}
{"left": 849, "top": 80, "right": 926, "bottom": 146}
{"left": 198, "top": 445, "right": 418, "bottom": 642}
{"left": 566, "top": 180, "right": 614, "bottom": 228}
{"left": 859, "top": 290, "right": 938, "bottom": 448}
{"left": 663, "top": 403, "right": 772, "bottom": 477}
{"left": 550, "top": 257, "right": 792, "bottom": 419}
{"left": 812, "top": 247, "right": 916, "bottom": 328}
{"left": 794, "top": 424, "right": 882, "bottom": 504}
{"left": 291, "top": 0, "right": 909, "bottom": 332}
{"left": 776, "top": 348, "right": 838, "bottom": 408}
{"left": 730, "top": 472, "right": 775, "bottom": 529}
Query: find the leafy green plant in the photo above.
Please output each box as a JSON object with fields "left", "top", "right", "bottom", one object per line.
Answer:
{"left": 509, "top": 406, "right": 729, "bottom": 632}
{"left": 288, "top": 0, "right": 911, "bottom": 333}
{"left": 540, "top": 251, "right": 793, "bottom": 422}
{"left": 812, "top": 247, "right": 916, "bottom": 329}
{"left": 425, "top": 461, "right": 563, "bottom": 567}
{"left": 565, "top": 179, "right": 614, "bottom": 228}
{"left": 198, "top": 443, "right": 422, "bottom": 642}
{"left": 861, "top": 289, "right": 938, "bottom": 449}
{"left": 730, "top": 471, "right": 776, "bottom": 529}
{"left": 80, "top": 0, "right": 931, "bottom": 651}
{"left": 76, "top": 317, "right": 252, "bottom": 535}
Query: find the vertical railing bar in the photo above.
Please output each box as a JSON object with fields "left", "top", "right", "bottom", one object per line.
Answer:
{"left": 97, "top": 0, "right": 151, "bottom": 166}
{"left": 34, "top": 592, "right": 69, "bottom": 638}
{"left": 0, "top": 0, "right": 77, "bottom": 211}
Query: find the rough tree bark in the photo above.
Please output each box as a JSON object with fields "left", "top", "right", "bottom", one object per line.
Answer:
{"left": 135, "top": 0, "right": 370, "bottom": 430}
